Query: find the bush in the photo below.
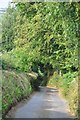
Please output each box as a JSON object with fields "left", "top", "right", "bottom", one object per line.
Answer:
{"left": 27, "top": 72, "right": 39, "bottom": 90}
{"left": 47, "top": 71, "right": 61, "bottom": 88}
{"left": 61, "top": 72, "right": 77, "bottom": 97}
{"left": 2, "top": 70, "right": 36, "bottom": 116}
{"left": 47, "top": 71, "right": 78, "bottom": 117}
{"left": 68, "top": 77, "right": 78, "bottom": 116}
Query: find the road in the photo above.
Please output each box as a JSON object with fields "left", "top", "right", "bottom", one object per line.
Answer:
{"left": 8, "top": 87, "right": 74, "bottom": 118}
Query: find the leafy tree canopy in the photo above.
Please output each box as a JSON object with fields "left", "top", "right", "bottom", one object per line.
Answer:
{"left": 1, "top": 2, "right": 79, "bottom": 74}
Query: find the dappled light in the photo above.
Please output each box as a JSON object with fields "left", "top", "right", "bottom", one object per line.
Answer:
{"left": 43, "top": 99, "right": 54, "bottom": 102}
{"left": 1, "top": 1, "right": 79, "bottom": 119}
{"left": 44, "top": 108, "right": 54, "bottom": 111}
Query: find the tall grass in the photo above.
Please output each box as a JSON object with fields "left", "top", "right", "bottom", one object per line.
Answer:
{"left": 2, "top": 70, "right": 36, "bottom": 117}
{"left": 47, "top": 71, "right": 78, "bottom": 117}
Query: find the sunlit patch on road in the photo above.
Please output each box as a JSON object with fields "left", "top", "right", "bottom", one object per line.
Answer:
{"left": 7, "top": 87, "right": 73, "bottom": 118}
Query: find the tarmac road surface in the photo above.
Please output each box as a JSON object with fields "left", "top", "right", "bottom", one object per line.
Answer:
{"left": 10, "top": 87, "right": 74, "bottom": 118}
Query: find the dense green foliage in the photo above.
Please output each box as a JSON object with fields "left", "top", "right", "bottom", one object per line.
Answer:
{"left": 2, "top": 2, "right": 79, "bottom": 73}
{"left": 2, "top": 70, "right": 38, "bottom": 116}
{"left": 1, "top": 1, "right": 79, "bottom": 118}
{"left": 48, "top": 71, "right": 78, "bottom": 116}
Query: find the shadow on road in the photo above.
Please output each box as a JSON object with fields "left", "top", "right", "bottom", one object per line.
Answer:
{"left": 6, "top": 86, "right": 74, "bottom": 119}
{"left": 39, "top": 86, "right": 58, "bottom": 93}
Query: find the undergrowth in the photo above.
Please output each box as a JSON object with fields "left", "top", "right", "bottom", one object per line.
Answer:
{"left": 48, "top": 71, "right": 78, "bottom": 118}
{"left": 2, "top": 70, "right": 38, "bottom": 117}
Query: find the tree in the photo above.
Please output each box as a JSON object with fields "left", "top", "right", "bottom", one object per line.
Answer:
{"left": 2, "top": 2, "right": 79, "bottom": 74}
